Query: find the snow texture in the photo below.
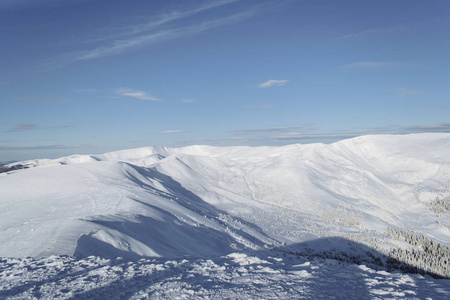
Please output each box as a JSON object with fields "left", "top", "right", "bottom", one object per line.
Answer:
{"left": 1, "top": 133, "right": 450, "bottom": 298}
{"left": 1, "top": 252, "right": 449, "bottom": 299}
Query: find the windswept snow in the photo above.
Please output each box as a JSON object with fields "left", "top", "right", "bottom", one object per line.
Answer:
{"left": 1, "top": 133, "right": 450, "bottom": 298}
{"left": 1, "top": 252, "right": 449, "bottom": 299}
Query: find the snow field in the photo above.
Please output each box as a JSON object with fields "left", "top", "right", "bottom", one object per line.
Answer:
{"left": 1, "top": 133, "right": 450, "bottom": 298}
{"left": 1, "top": 252, "right": 449, "bottom": 299}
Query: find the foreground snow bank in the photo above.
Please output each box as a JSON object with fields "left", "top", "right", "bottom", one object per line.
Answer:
{"left": 1, "top": 252, "right": 449, "bottom": 299}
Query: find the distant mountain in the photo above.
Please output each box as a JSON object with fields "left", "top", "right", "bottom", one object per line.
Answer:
{"left": 1, "top": 133, "right": 449, "bottom": 279}
{"left": 0, "top": 162, "right": 28, "bottom": 174}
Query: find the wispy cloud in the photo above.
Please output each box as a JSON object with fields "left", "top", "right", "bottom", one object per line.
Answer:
{"left": 7, "top": 124, "right": 37, "bottom": 132}
{"left": 75, "top": 5, "right": 254, "bottom": 61}
{"left": 7, "top": 124, "right": 74, "bottom": 132}
{"left": 401, "top": 123, "right": 450, "bottom": 133}
{"left": 335, "top": 27, "right": 406, "bottom": 40}
{"left": 159, "top": 130, "right": 188, "bottom": 134}
{"left": 51, "top": 125, "right": 74, "bottom": 130}
{"left": 258, "top": 79, "right": 289, "bottom": 88}
{"left": 102, "top": 0, "right": 240, "bottom": 41}
{"left": 114, "top": 88, "right": 160, "bottom": 101}
{"left": 342, "top": 61, "right": 413, "bottom": 69}
{"left": 34, "top": 1, "right": 269, "bottom": 70}
{"left": 181, "top": 99, "right": 195, "bottom": 103}
{"left": 395, "top": 88, "right": 423, "bottom": 97}
{"left": 231, "top": 125, "right": 327, "bottom": 144}
{"left": 228, "top": 123, "right": 450, "bottom": 145}
{"left": 76, "top": 31, "right": 172, "bottom": 61}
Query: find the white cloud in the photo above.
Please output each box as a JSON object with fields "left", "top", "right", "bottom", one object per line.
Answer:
{"left": 37, "top": 0, "right": 269, "bottom": 70}
{"left": 159, "top": 130, "right": 187, "bottom": 134}
{"left": 117, "top": 0, "right": 240, "bottom": 39}
{"left": 75, "top": 8, "right": 254, "bottom": 61}
{"left": 114, "top": 88, "right": 160, "bottom": 101}
{"left": 76, "top": 31, "right": 171, "bottom": 61}
{"left": 335, "top": 27, "right": 406, "bottom": 40}
{"left": 258, "top": 79, "right": 289, "bottom": 88}
{"left": 342, "top": 61, "right": 412, "bottom": 69}
{"left": 395, "top": 88, "right": 423, "bottom": 97}
{"left": 181, "top": 99, "right": 194, "bottom": 103}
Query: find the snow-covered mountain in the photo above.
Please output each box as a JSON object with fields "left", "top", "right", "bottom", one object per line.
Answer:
{"left": 1, "top": 133, "right": 450, "bottom": 298}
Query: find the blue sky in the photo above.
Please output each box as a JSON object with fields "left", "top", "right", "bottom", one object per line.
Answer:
{"left": 1, "top": 0, "right": 449, "bottom": 162}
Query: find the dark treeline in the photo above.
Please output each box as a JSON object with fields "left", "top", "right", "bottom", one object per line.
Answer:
{"left": 385, "top": 228, "right": 449, "bottom": 279}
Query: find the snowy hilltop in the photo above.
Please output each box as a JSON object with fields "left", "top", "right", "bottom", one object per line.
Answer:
{"left": 1, "top": 133, "right": 450, "bottom": 298}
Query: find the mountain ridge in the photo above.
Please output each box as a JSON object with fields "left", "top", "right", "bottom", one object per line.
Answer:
{"left": 1, "top": 133, "right": 449, "bottom": 274}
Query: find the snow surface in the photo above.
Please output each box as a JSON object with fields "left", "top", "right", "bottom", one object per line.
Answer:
{"left": 1, "top": 133, "right": 450, "bottom": 298}
{"left": 1, "top": 252, "right": 449, "bottom": 299}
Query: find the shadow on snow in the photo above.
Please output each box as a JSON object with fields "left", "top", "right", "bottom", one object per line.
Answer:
{"left": 74, "top": 163, "right": 275, "bottom": 259}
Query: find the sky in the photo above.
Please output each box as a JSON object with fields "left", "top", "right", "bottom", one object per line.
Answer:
{"left": 1, "top": 0, "right": 449, "bottom": 162}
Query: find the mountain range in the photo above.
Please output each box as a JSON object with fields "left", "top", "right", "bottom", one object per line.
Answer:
{"left": 1, "top": 133, "right": 449, "bottom": 298}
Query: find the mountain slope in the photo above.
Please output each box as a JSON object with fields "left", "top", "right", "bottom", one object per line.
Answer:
{"left": 1, "top": 133, "right": 449, "bottom": 264}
